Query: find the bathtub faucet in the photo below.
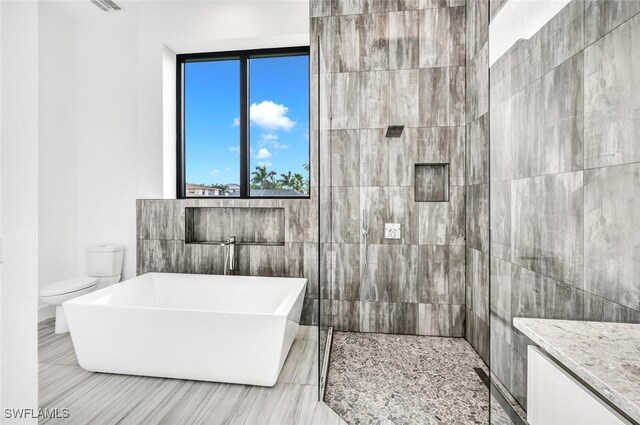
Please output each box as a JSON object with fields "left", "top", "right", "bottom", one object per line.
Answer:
{"left": 220, "top": 236, "right": 237, "bottom": 274}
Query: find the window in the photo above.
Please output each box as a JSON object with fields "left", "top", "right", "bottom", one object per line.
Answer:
{"left": 177, "top": 47, "right": 310, "bottom": 198}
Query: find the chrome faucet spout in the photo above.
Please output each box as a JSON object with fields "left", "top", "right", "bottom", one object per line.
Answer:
{"left": 220, "top": 236, "right": 237, "bottom": 275}
{"left": 227, "top": 236, "right": 236, "bottom": 271}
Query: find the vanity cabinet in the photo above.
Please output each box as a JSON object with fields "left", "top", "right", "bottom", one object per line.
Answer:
{"left": 527, "top": 346, "right": 631, "bottom": 425}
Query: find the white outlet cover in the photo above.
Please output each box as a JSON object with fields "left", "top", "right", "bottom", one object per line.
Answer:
{"left": 385, "top": 223, "right": 401, "bottom": 239}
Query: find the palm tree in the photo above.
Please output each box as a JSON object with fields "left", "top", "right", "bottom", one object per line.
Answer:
{"left": 290, "top": 173, "right": 308, "bottom": 194}
{"left": 279, "top": 171, "right": 294, "bottom": 189}
{"left": 251, "top": 166, "right": 268, "bottom": 188}
{"left": 251, "top": 166, "right": 277, "bottom": 189}
{"left": 302, "top": 163, "right": 310, "bottom": 172}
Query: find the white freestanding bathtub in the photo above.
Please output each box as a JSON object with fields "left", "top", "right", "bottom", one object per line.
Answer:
{"left": 63, "top": 272, "right": 307, "bottom": 387}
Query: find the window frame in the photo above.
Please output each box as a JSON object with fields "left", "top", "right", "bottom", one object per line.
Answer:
{"left": 176, "top": 46, "right": 311, "bottom": 200}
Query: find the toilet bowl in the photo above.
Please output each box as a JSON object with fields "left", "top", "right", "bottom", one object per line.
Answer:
{"left": 40, "top": 243, "right": 124, "bottom": 333}
{"left": 40, "top": 277, "right": 99, "bottom": 333}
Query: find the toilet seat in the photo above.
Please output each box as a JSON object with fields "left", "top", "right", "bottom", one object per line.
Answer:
{"left": 40, "top": 276, "right": 99, "bottom": 297}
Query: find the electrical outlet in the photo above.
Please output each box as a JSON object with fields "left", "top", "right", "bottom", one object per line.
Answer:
{"left": 384, "top": 223, "right": 401, "bottom": 239}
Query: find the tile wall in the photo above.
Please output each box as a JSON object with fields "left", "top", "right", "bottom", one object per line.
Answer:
{"left": 465, "top": 0, "right": 490, "bottom": 364}
{"left": 489, "top": 0, "right": 640, "bottom": 410}
{"left": 312, "top": 0, "right": 467, "bottom": 336}
{"left": 137, "top": 197, "right": 320, "bottom": 325}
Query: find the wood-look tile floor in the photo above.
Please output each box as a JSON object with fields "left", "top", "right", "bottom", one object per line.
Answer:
{"left": 39, "top": 319, "right": 345, "bottom": 425}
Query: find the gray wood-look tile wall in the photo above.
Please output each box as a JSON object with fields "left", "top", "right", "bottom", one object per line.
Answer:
{"left": 489, "top": 0, "right": 640, "bottom": 410}
{"left": 312, "top": 0, "right": 467, "bottom": 337}
{"left": 185, "top": 207, "right": 285, "bottom": 244}
{"left": 415, "top": 164, "right": 450, "bottom": 202}
{"left": 465, "top": 0, "right": 489, "bottom": 365}
{"left": 137, "top": 196, "right": 320, "bottom": 325}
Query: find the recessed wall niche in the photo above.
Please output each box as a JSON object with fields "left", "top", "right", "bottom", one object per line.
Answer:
{"left": 185, "top": 207, "right": 285, "bottom": 245}
{"left": 415, "top": 163, "right": 450, "bottom": 202}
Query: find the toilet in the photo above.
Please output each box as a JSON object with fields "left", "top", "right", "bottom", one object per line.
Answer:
{"left": 40, "top": 243, "right": 124, "bottom": 333}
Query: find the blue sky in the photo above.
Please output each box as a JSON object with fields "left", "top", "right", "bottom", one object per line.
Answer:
{"left": 184, "top": 54, "right": 309, "bottom": 186}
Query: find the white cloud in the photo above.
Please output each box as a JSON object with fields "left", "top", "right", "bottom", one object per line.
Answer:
{"left": 209, "top": 169, "right": 219, "bottom": 176}
{"left": 256, "top": 148, "right": 272, "bottom": 159}
{"left": 231, "top": 117, "right": 240, "bottom": 127}
{"left": 227, "top": 146, "right": 240, "bottom": 154}
{"left": 224, "top": 167, "right": 231, "bottom": 172}
{"left": 260, "top": 133, "right": 278, "bottom": 144}
{"left": 258, "top": 132, "right": 288, "bottom": 150}
{"left": 250, "top": 100, "right": 296, "bottom": 131}
{"left": 261, "top": 133, "right": 278, "bottom": 142}
{"left": 257, "top": 161, "right": 273, "bottom": 168}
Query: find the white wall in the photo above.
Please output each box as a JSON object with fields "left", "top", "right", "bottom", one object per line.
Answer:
{"left": 75, "top": 13, "right": 139, "bottom": 280}
{"left": 72, "top": 1, "right": 309, "bottom": 280}
{"left": 490, "top": 0, "right": 571, "bottom": 65}
{"left": 1, "top": 0, "right": 39, "bottom": 421}
{"left": 38, "top": 2, "right": 79, "bottom": 320}
{"left": 0, "top": 0, "right": 3, "bottom": 411}
{"left": 162, "top": 45, "right": 176, "bottom": 200}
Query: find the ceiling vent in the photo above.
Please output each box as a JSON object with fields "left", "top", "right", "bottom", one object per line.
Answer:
{"left": 90, "top": 0, "right": 122, "bottom": 12}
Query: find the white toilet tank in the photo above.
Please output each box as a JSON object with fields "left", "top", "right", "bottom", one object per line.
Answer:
{"left": 86, "top": 244, "right": 125, "bottom": 288}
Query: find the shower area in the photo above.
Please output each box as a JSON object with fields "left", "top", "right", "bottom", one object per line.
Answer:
{"left": 313, "top": 0, "right": 492, "bottom": 423}
{"left": 313, "top": 0, "right": 640, "bottom": 424}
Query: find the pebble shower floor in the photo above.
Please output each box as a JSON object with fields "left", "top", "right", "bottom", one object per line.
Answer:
{"left": 324, "top": 332, "right": 494, "bottom": 424}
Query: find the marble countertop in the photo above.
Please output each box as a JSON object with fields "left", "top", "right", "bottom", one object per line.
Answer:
{"left": 513, "top": 318, "right": 640, "bottom": 423}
